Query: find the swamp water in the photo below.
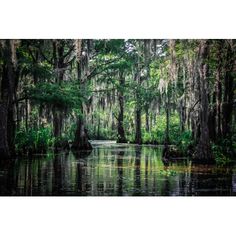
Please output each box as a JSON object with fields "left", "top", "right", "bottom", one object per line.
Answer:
{"left": 0, "top": 141, "right": 235, "bottom": 196}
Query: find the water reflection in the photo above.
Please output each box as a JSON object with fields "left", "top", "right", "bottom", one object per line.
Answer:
{"left": 117, "top": 150, "right": 124, "bottom": 196}
{"left": 134, "top": 146, "right": 141, "bottom": 196}
{"left": 0, "top": 142, "right": 235, "bottom": 196}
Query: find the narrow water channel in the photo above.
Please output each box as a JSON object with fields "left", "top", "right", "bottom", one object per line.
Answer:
{"left": 0, "top": 141, "right": 235, "bottom": 196}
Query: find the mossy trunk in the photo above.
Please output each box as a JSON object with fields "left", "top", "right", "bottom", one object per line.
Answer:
{"left": 117, "top": 73, "right": 127, "bottom": 143}
{"left": 194, "top": 40, "right": 213, "bottom": 163}
{"left": 72, "top": 117, "right": 92, "bottom": 151}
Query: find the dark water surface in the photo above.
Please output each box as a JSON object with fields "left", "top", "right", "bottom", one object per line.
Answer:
{"left": 0, "top": 141, "right": 235, "bottom": 196}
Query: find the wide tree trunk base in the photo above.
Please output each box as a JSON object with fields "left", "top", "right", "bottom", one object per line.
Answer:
{"left": 54, "top": 140, "right": 70, "bottom": 151}
{"left": 72, "top": 118, "right": 93, "bottom": 153}
{"left": 71, "top": 141, "right": 92, "bottom": 151}
{"left": 71, "top": 149, "right": 92, "bottom": 159}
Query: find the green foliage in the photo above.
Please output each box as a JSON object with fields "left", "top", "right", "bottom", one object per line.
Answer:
{"left": 175, "top": 130, "right": 193, "bottom": 154}
{"left": 94, "top": 40, "right": 125, "bottom": 54}
{"left": 132, "top": 114, "right": 183, "bottom": 145}
{"left": 15, "top": 127, "right": 54, "bottom": 154}
{"left": 66, "top": 122, "right": 77, "bottom": 141}
{"left": 8, "top": 39, "right": 235, "bottom": 166}
{"left": 88, "top": 125, "right": 117, "bottom": 140}
{"left": 159, "top": 169, "right": 177, "bottom": 177}
{"left": 212, "top": 143, "right": 232, "bottom": 166}
{"left": 143, "top": 132, "right": 154, "bottom": 144}
{"left": 28, "top": 82, "right": 84, "bottom": 111}
{"left": 211, "top": 136, "right": 235, "bottom": 166}
{"left": 17, "top": 43, "right": 53, "bottom": 81}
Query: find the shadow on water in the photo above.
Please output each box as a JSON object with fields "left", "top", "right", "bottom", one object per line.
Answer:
{"left": 0, "top": 141, "right": 235, "bottom": 196}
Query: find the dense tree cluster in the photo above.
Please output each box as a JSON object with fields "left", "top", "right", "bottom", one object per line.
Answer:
{"left": 0, "top": 39, "right": 235, "bottom": 163}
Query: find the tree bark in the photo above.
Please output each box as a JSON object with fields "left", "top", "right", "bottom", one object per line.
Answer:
{"left": 72, "top": 116, "right": 92, "bottom": 150}
{"left": 145, "top": 107, "right": 150, "bottom": 132}
{"left": 97, "top": 116, "right": 100, "bottom": 139}
{"left": 0, "top": 40, "right": 18, "bottom": 158}
{"left": 135, "top": 108, "right": 142, "bottom": 144}
{"left": 194, "top": 40, "right": 213, "bottom": 163}
{"left": 165, "top": 91, "right": 170, "bottom": 144}
{"left": 221, "top": 40, "right": 235, "bottom": 141}
{"left": 53, "top": 107, "right": 63, "bottom": 141}
{"left": 208, "top": 92, "right": 216, "bottom": 141}
{"left": 215, "top": 40, "right": 224, "bottom": 140}
{"left": 52, "top": 40, "right": 67, "bottom": 145}
{"left": 117, "top": 73, "right": 127, "bottom": 143}
{"left": 134, "top": 70, "right": 142, "bottom": 145}
{"left": 0, "top": 104, "right": 10, "bottom": 158}
{"left": 72, "top": 44, "right": 92, "bottom": 151}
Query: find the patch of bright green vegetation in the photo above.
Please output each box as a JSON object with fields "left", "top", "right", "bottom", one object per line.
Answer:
{"left": 159, "top": 169, "right": 177, "bottom": 177}
{"left": 88, "top": 125, "right": 117, "bottom": 140}
{"left": 143, "top": 114, "right": 181, "bottom": 144}
{"left": 127, "top": 114, "right": 193, "bottom": 149}
{"left": 15, "top": 127, "right": 54, "bottom": 154}
{"left": 211, "top": 144, "right": 232, "bottom": 166}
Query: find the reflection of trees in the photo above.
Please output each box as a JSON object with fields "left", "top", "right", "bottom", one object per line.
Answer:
{"left": 77, "top": 160, "right": 84, "bottom": 195}
{"left": 53, "top": 153, "right": 63, "bottom": 195}
{"left": 144, "top": 154, "right": 149, "bottom": 194}
{"left": 2, "top": 145, "right": 235, "bottom": 196}
{"left": 232, "top": 173, "right": 236, "bottom": 194}
{"left": 0, "top": 159, "right": 19, "bottom": 195}
{"left": 52, "top": 151, "right": 85, "bottom": 196}
{"left": 75, "top": 150, "right": 92, "bottom": 196}
{"left": 134, "top": 146, "right": 141, "bottom": 196}
{"left": 143, "top": 147, "right": 155, "bottom": 195}
{"left": 162, "top": 176, "right": 170, "bottom": 196}
{"left": 117, "top": 150, "right": 124, "bottom": 196}
{"left": 189, "top": 164, "right": 233, "bottom": 196}
{"left": 72, "top": 149, "right": 92, "bottom": 159}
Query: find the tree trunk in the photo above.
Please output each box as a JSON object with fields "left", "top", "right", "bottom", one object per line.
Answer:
{"left": 150, "top": 112, "right": 153, "bottom": 131}
{"left": 53, "top": 107, "right": 62, "bottom": 141}
{"left": 72, "top": 116, "right": 92, "bottom": 151}
{"left": 97, "top": 116, "right": 100, "bottom": 139}
{"left": 25, "top": 98, "right": 29, "bottom": 132}
{"left": 165, "top": 92, "right": 170, "bottom": 144}
{"left": 179, "top": 96, "right": 186, "bottom": 132}
{"left": 52, "top": 40, "right": 66, "bottom": 144}
{"left": 0, "top": 104, "right": 10, "bottom": 158}
{"left": 72, "top": 49, "right": 92, "bottom": 151}
{"left": 134, "top": 70, "right": 142, "bottom": 145}
{"left": 208, "top": 92, "right": 216, "bottom": 141}
{"left": 215, "top": 40, "right": 223, "bottom": 140}
{"left": 117, "top": 73, "right": 127, "bottom": 143}
{"left": 222, "top": 40, "right": 235, "bottom": 141}
{"left": 216, "top": 77, "right": 222, "bottom": 139}
{"left": 135, "top": 108, "right": 142, "bottom": 144}
{"left": 194, "top": 40, "right": 213, "bottom": 163}
{"left": 145, "top": 107, "right": 150, "bottom": 132}
{"left": 0, "top": 40, "right": 18, "bottom": 158}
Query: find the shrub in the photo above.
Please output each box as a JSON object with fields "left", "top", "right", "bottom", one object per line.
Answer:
{"left": 175, "top": 130, "right": 193, "bottom": 153}
{"left": 15, "top": 127, "right": 54, "bottom": 154}
{"left": 211, "top": 143, "right": 232, "bottom": 166}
